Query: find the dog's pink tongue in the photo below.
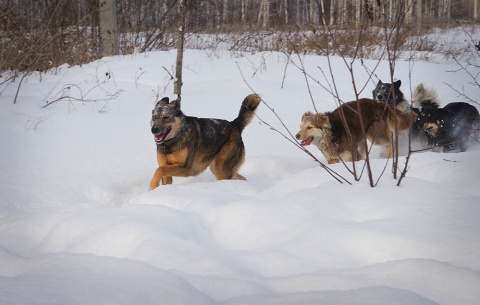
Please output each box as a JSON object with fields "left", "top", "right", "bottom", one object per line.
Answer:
{"left": 301, "top": 137, "right": 314, "bottom": 146}
{"left": 155, "top": 133, "right": 166, "bottom": 142}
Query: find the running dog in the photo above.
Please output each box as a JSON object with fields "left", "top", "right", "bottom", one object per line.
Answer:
{"left": 372, "top": 79, "right": 408, "bottom": 111}
{"left": 413, "top": 101, "right": 480, "bottom": 152}
{"left": 296, "top": 98, "right": 416, "bottom": 164}
{"left": 149, "top": 94, "right": 261, "bottom": 190}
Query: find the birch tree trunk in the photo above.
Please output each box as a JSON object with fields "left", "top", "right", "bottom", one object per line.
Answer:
{"left": 98, "top": 0, "right": 118, "bottom": 56}
{"left": 356, "top": 0, "right": 362, "bottom": 26}
{"left": 474, "top": 0, "right": 478, "bottom": 20}
{"left": 258, "top": 0, "right": 269, "bottom": 28}
{"left": 264, "top": 0, "right": 270, "bottom": 28}
{"left": 416, "top": 0, "right": 422, "bottom": 22}
{"left": 241, "top": 0, "right": 246, "bottom": 25}
{"left": 174, "top": 0, "right": 186, "bottom": 95}
{"left": 319, "top": 0, "right": 326, "bottom": 25}
{"left": 257, "top": 1, "right": 263, "bottom": 27}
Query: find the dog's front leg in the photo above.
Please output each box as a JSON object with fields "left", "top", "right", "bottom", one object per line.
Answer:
{"left": 162, "top": 176, "right": 173, "bottom": 185}
{"left": 149, "top": 167, "right": 163, "bottom": 190}
{"left": 149, "top": 168, "right": 173, "bottom": 190}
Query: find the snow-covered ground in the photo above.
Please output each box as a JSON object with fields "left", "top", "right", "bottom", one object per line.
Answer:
{"left": 1, "top": 46, "right": 479, "bottom": 305}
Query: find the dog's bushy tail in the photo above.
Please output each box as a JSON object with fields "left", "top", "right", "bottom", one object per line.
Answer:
{"left": 232, "top": 94, "right": 261, "bottom": 131}
{"left": 412, "top": 83, "right": 440, "bottom": 109}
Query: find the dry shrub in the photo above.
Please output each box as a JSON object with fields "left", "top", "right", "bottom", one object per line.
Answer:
{"left": 0, "top": 1, "right": 100, "bottom": 74}
{"left": 2, "top": 29, "right": 99, "bottom": 73}
{"left": 0, "top": 1, "right": 477, "bottom": 76}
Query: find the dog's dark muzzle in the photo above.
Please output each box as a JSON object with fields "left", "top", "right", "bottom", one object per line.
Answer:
{"left": 151, "top": 126, "right": 171, "bottom": 143}
{"left": 151, "top": 125, "right": 160, "bottom": 135}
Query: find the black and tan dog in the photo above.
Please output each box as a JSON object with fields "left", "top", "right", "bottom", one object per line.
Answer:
{"left": 413, "top": 102, "right": 480, "bottom": 152}
{"left": 149, "top": 94, "right": 260, "bottom": 190}
{"left": 296, "top": 98, "right": 416, "bottom": 164}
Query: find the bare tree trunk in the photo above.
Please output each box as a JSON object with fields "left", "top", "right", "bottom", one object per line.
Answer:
{"left": 310, "top": 0, "right": 315, "bottom": 24}
{"left": 330, "top": 0, "right": 336, "bottom": 25}
{"left": 241, "top": 0, "right": 245, "bottom": 25}
{"left": 264, "top": 0, "right": 270, "bottom": 28}
{"left": 429, "top": 0, "right": 434, "bottom": 19}
{"left": 223, "top": 0, "right": 228, "bottom": 24}
{"left": 445, "top": 0, "right": 451, "bottom": 19}
{"left": 257, "top": 1, "right": 263, "bottom": 27}
{"left": 257, "top": 0, "right": 269, "bottom": 28}
{"left": 319, "top": 0, "right": 326, "bottom": 25}
{"left": 404, "top": 0, "right": 411, "bottom": 23}
{"left": 356, "top": 0, "right": 362, "bottom": 26}
{"left": 98, "top": 0, "right": 118, "bottom": 56}
{"left": 389, "top": 0, "right": 393, "bottom": 23}
{"left": 416, "top": 0, "right": 422, "bottom": 22}
{"left": 338, "top": 0, "right": 343, "bottom": 24}
{"left": 174, "top": 0, "right": 186, "bottom": 95}
{"left": 475, "top": 0, "right": 478, "bottom": 20}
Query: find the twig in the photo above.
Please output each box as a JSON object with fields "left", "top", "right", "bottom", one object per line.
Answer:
{"left": 162, "top": 66, "right": 175, "bottom": 80}
{"left": 235, "top": 61, "right": 351, "bottom": 185}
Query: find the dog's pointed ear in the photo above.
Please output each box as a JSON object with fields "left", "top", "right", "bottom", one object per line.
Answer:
{"left": 171, "top": 95, "right": 181, "bottom": 109}
{"left": 394, "top": 80, "right": 401, "bottom": 88}
{"left": 313, "top": 113, "right": 329, "bottom": 127}
{"left": 155, "top": 97, "right": 169, "bottom": 108}
{"left": 302, "top": 111, "right": 314, "bottom": 120}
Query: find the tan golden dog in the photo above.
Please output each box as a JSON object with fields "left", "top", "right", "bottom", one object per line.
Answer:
{"left": 296, "top": 98, "right": 416, "bottom": 164}
{"left": 149, "top": 94, "right": 260, "bottom": 190}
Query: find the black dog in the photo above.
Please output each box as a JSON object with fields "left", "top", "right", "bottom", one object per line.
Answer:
{"left": 372, "top": 80, "right": 408, "bottom": 111}
{"left": 413, "top": 102, "right": 480, "bottom": 152}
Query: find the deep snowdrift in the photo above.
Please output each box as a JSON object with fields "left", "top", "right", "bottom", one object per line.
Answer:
{"left": 1, "top": 49, "right": 479, "bottom": 305}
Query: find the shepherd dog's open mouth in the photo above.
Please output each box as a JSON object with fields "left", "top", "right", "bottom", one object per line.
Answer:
{"left": 153, "top": 127, "right": 171, "bottom": 144}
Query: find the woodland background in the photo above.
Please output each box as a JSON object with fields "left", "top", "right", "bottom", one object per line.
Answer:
{"left": 2, "top": 0, "right": 480, "bottom": 75}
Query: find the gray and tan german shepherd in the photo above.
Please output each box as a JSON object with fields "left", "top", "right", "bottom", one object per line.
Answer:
{"left": 149, "top": 94, "right": 261, "bottom": 190}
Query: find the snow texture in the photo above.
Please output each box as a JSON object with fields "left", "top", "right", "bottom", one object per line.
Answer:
{"left": 1, "top": 46, "right": 480, "bottom": 305}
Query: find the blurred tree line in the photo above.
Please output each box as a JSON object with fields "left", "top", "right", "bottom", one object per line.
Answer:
{"left": 1, "top": 0, "right": 479, "bottom": 73}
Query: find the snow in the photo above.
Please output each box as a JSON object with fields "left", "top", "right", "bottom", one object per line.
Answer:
{"left": 1, "top": 46, "right": 480, "bottom": 305}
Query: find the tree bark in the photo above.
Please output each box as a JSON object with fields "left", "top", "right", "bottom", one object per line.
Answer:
{"left": 356, "top": 0, "right": 362, "bottom": 27}
{"left": 416, "top": 0, "right": 422, "bottom": 21}
{"left": 98, "top": 0, "right": 118, "bottom": 56}
{"left": 475, "top": 0, "right": 478, "bottom": 20}
{"left": 330, "top": 0, "right": 336, "bottom": 25}
{"left": 174, "top": 0, "right": 186, "bottom": 95}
